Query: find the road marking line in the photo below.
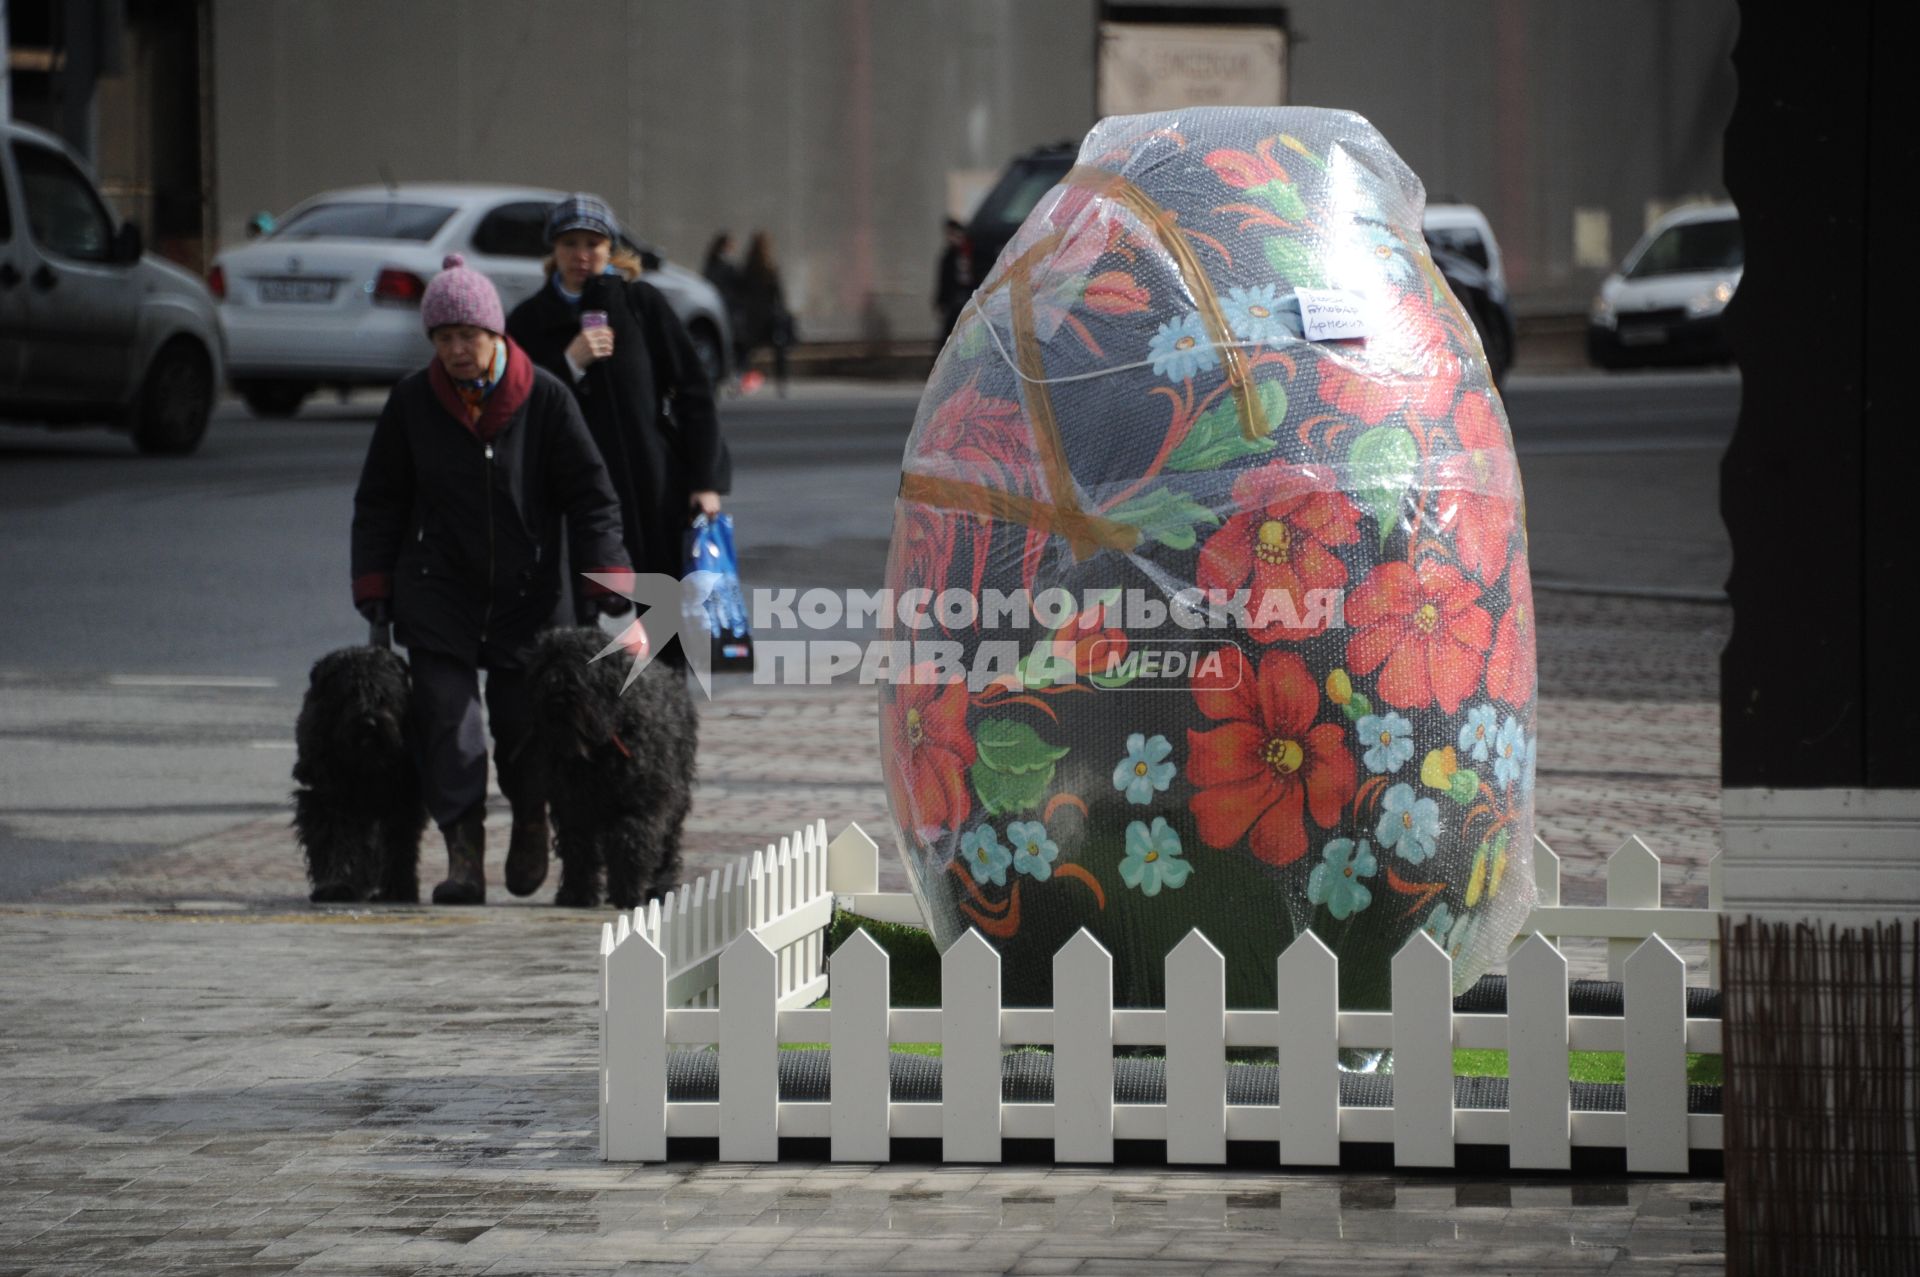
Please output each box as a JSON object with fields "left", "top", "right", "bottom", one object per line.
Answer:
{"left": 108, "top": 675, "right": 279, "bottom": 689}
{"left": 249, "top": 740, "right": 296, "bottom": 750}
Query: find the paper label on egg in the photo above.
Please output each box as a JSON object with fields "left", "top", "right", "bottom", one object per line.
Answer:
{"left": 1296, "top": 288, "right": 1370, "bottom": 342}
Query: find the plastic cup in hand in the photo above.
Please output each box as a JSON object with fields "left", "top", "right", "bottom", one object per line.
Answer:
{"left": 581, "top": 310, "right": 609, "bottom": 330}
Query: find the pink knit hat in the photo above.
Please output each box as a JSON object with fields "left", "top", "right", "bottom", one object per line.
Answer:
{"left": 420, "top": 254, "right": 504, "bottom": 335}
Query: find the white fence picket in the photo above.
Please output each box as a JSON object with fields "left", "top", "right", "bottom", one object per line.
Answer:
{"left": 830, "top": 929, "right": 891, "bottom": 1162}
{"left": 941, "top": 930, "right": 1002, "bottom": 1163}
{"left": 1277, "top": 931, "right": 1340, "bottom": 1166}
{"left": 1607, "top": 837, "right": 1662, "bottom": 981}
{"left": 1707, "top": 850, "right": 1724, "bottom": 988}
{"left": 1053, "top": 930, "right": 1114, "bottom": 1164}
{"left": 1624, "top": 935, "right": 1689, "bottom": 1173}
{"left": 828, "top": 821, "right": 880, "bottom": 894}
{"left": 1165, "top": 930, "right": 1226, "bottom": 1165}
{"left": 603, "top": 923, "right": 666, "bottom": 1162}
{"left": 718, "top": 932, "right": 779, "bottom": 1161}
{"left": 1391, "top": 931, "right": 1454, "bottom": 1168}
{"left": 1507, "top": 933, "right": 1571, "bottom": 1171}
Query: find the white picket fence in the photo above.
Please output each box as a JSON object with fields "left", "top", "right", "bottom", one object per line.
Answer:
{"left": 600, "top": 821, "right": 1724, "bottom": 1169}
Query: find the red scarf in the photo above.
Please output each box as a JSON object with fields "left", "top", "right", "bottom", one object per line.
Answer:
{"left": 428, "top": 337, "right": 535, "bottom": 443}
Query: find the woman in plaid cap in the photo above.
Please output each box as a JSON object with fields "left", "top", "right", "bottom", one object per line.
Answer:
{"left": 507, "top": 194, "right": 729, "bottom": 608}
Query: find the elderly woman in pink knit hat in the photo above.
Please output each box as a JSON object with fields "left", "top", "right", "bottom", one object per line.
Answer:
{"left": 350, "top": 254, "right": 632, "bottom": 905}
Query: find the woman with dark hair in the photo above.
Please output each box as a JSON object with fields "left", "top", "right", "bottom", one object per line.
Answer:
{"left": 738, "top": 230, "right": 794, "bottom": 395}
{"left": 507, "top": 194, "right": 729, "bottom": 595}
{"left": 351, "top": 255, "right": 631, "bottom": 905}
{"left": 700, "top": 230, "right": 745, "bottom": 374}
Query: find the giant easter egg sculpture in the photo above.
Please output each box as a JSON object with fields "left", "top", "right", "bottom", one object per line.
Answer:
{"left": 880, "top": 108, "right": 1536, "bottom": 1010}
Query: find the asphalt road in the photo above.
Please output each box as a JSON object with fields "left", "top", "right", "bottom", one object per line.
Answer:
{"left": 0, "top": 369, "right": 1735, "bottom": 898}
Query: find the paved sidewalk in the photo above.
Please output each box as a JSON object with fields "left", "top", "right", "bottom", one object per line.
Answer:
{"left": 1, "top": 591, "right": 1730, "bottom": 1273}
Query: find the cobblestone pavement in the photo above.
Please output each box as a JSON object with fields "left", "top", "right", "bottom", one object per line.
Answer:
{"left": 1, "top": 592, "right": 1730, "bottom": 1273}
{"left": 0, "top": 910, "right": 1725, "bottom": 1276}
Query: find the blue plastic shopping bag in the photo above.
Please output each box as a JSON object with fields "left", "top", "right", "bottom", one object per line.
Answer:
{"left": 684, "top": 513, "right": 755, "bottom": 674}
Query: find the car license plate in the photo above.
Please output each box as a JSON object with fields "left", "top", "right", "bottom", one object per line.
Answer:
{"left": 257, "top": 277, "right": 336, "bottom": 303}
{"left": 1619, "top": 325, "right": 1668, "bottom": 346}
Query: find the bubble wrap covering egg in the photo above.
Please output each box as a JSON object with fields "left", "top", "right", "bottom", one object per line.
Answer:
{"left": 879, "top": 107, "right": 1536, "bottom": 1010}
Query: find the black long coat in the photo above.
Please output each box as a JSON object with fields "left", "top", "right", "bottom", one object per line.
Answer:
{"left": 350, "top": 353, "right": 630, "bottom": 670}
{"left": 507, "top": 275, "right": 727, "bottom": 583}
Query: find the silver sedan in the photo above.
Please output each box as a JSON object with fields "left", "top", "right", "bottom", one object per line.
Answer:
{"left": 210, "top": 183, "right": 732, "bottom": 417}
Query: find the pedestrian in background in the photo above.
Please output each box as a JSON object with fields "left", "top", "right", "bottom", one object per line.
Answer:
{"left": 700, "top": 230, "right": 746, "bottom": 378}
{"left": 350, "top": 255, "right": 632, "bottom": 905}
{"left": 506, "top": 193, "right": 729, "bottom": 600}
{"left": 738, "top": 230, "right": 794, "bottom": 396}
{"left": 933, "top": 217, "right": 974, "bottom": 348}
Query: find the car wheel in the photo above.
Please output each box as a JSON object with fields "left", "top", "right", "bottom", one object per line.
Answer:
{"left": 687, "top": 322, "right": 725, "bottom": 388}
{"left": 239, "top": 380, "right": 311, "bottom": 419}
{"left": 131, "top": 339, "right": 214, "bottom": 456}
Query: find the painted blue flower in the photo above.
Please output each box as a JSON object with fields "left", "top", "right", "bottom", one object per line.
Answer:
{"left": 1357, "top": 712, "right": 1415, "bottom": 774}
{"left": 1421, "top": 902, "right": 1456, "bottom": 947}
{"left": 1493, "top": 714, "right": 1525, "bottom": 788}
{"left": 1147, "top": 312, "right": 1220, "bottom": 382}
{"left": 1222, "top": 284, "right": 1299, "bottom": 347}
{"left": 1119, "top": 817, "right": 1192, "bottom": 896}
{"left": 1458, "top": 704, "right": 1499, "bottom": 763}
{"left": 1377, "top": 783, "right": 1441, "bottom": 864}
{"left": 1307, "top": 838, "right": 1377, "bottom": 920}
{"left": 1007, "top": 819, "right": 1059, "bottom": 882}
{"left": 1357, "top": 220, "right": 1418, "bottom": 284}
{"left": 1445, "top": 909, "right": 1485, "bottom": 963}
{"left": 1519, "top": 734, "right": 1537, "bottom": 794}
{"left": 1112, "top": 732, "right": 1176, "bottom": 805}
{"left": 961, "top": 824, "right": 1012, "bottom": 887}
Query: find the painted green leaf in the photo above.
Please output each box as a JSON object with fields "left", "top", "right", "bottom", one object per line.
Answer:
{"left": 1347, "top": 424, "right": 1418, "bottom": 549}
{"left": 1449, "top": 769, "right": 1482, "bottom": 806}
{"left": 1107, "top": 487, "right": 1222, "bottom": 551}
{"left": 1166, "top": 380, "right": 1287, "bottom": 472}
{"left": 1343, "top": 691, "right": 1375, "bottom": 721}
{"left": 974, "top": 718, "right": 1070, "bottom": 776}
{"left": 1263, "top": 236, "right": 1325, "bottom": 288}
{"left": 1252, "top": 179, "right": 1307, "bottom": 222}
{"left": 971, "top": 758, "right": 1053, "bottom": 816}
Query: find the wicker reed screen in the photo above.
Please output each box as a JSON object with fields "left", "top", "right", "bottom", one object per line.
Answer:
{"left": 1723, "top": 917, "right": 1920, "bottom": 1275}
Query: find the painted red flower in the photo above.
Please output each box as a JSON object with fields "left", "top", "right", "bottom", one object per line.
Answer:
{"left": 1065, "top": 596, "right": 1128, "bottom": 675}
{"left": 1197, "top": 464, "right": 1361, "bottom": 642}
{"left": 1484, "top": 551, "right": 1536, "bottom": 706}
{"left": 1204, "top": 143, "right": 1290, "bottom": 191}
{"left": 1316, "top": 289, "right": 1464, "bottom": 425}
{"left": 1426, "top": 393, "right": 1520, "bottom": 582}
{"left": 881, "top": 668, "right": 976, "bottom": 840}
{"left": 1187, "top": 648, "right": 1357, "bottom": 866}
{"left": 912, "top": 377, "right": 1049, "bottom": 591}
{"left": 1084, "top": 270, "right": 1150, "bottom": 315}
{"left": 1344, "top": 560, "right": 1494, "bottom": 714}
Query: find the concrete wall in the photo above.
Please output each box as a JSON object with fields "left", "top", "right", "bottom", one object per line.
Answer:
{"left": 1284, "top": 0, "right": 1738, "bottom": 311}
{"left": 209, "top": 0, "right": 1733, "bottom": 335}
{"left": 210, "top": 0, "right": 1097, "bottom": 343}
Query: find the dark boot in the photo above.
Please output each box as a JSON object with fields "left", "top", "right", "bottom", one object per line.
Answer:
{"left": 431, "top": 805, "right": 486, "bottom": 905}
{"left": 504, "top": 808, "right": 550, "bottom": 897}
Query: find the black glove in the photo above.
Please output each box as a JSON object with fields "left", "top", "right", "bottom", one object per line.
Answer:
{"left": 356, "top": 598, "right": 390, "bottom": 626}
{"left": 590, "top": 593, "right": 633, "bottom": 618}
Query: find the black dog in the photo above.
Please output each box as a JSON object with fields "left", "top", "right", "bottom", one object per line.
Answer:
{"left": 525, "top": 627, "right": 698, "bottom": 909}
{"left": 292, "top": 643, "right": 427, "bottom": 903}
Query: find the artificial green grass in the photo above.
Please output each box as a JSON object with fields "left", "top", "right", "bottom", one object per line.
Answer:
{"left": 806, "top": 912, "right": 1725, "bottom": 1083}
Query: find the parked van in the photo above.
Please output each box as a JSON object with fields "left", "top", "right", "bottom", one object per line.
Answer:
{"left": 0, "top": 121, "right": 222, "bottom": 455}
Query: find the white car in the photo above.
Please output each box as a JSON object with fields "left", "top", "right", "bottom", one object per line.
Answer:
{"left": 0, "top": 120, "right": 223, "bottom": 454}
{"left": 211, "top": 184, "right": 732, "bottom": 417}
{"left": 1587, "top": 203, "right": 1740, "bottom": 369}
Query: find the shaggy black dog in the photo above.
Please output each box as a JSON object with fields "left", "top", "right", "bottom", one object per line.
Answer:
{"left": 525, "top": 627, "right": 698, "bottom": 909}
{"left": 292, "top": 645, "right": 427, "bottom": 903}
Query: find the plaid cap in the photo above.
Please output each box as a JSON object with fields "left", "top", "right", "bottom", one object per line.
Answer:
{"left": 545, "top": 193, "right": 621, "bottom": 244}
